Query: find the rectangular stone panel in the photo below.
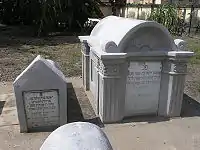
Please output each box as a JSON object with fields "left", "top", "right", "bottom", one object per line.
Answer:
{"left": 24, "top": 90, "right": 59, "bottom": 128}
{"left": 125, "top": 61, "right": 162, "bottom": 116}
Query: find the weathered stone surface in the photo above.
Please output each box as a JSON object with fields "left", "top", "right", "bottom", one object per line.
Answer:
{"left": 13, "top": 55, "right": 67, "bottom": 132}
{"left": 125, "top": 61, "right": 162, "bottom": 116}
{"left": 40, "top": 122, "right": 113, "bottom": 150}
{"left": 174, "top": 39, "right": 187, "bottom": 51}
{"left": 79, "top": 16, "right": 194, "bottom": 123}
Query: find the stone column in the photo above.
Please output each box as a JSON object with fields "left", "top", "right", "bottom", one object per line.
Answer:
{"left": 98, "top": 59, "right": 128, "bottom": 123}
{"left": 158, "top": 52, "right": 193, "bottom": 117}
{"left": 81, "top": 40, "right": 90, "bottom": 91}
{"left": 89, "top": 51, "right": 100, "bottom": 115}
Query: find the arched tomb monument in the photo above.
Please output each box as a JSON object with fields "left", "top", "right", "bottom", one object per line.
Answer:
{"left": 79, "top": 16, "right": 194, "bottom": 123}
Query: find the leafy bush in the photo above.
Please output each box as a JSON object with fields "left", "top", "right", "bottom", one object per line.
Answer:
{"left": 148, "top": 4, "right": 180, "bottom": 35}
{"left": 0, "top": 0, "right": 103, "bottom": 36}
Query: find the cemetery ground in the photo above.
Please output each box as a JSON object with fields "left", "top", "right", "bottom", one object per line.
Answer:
{"left": 1, "top": 26, "right": 200, "bottom": 149}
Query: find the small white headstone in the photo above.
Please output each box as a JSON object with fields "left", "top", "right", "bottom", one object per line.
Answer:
{"left": 13, "top": 55, "right": 68, "bottom": 132}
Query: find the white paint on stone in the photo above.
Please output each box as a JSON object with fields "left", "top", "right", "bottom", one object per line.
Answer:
{"left": 24, "top": 90, "right": 59, "bottom": 128}
{"left": 40, "top": 122, "right": 113, "bottom": 150}
{"left": 125, "top": 62, "right": 162, "bottom": 116}
{"left": 79, "top": 16, "right": 194, "bottom": 123}
{"left": 90, "top": 16, "right": 177, "bottom": 52}
{"left": 174, "top": 39, "right": 187, "bottom": 51}
{"left": 101, "top": 40, "right": 118, "bottom": 53}
{"left": 13, "top": 55, "right": 67, "bottom": 132}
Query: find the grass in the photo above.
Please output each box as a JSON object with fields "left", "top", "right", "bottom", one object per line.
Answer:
{"left": 179, "top": 36, "right": 200, "bottom": 99}
{"left": 0, "top": 25, "right": 199, "bottom": 84}
{"left": 25, "top": 43, "right": 82, "bottom": 77}
{"left": 0, "top": 36, "right": 82, "bottom": 81}
{"left": 182, "top": 37, "right": 200, "bottom": 64}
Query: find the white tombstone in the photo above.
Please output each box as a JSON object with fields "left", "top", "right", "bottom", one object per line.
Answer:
{"left": 40, "top": 122, "right": 113, "bottom": 150}
{"left": 79, "top": 16, "right": 194, "bottom": 123}
{"left": 13, "top": 55, "right": 68, "bottom": 132}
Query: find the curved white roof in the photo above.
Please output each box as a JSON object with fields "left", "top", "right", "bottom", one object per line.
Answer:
{"left": 91, "top": 16, "right": 177, "bottom": 52}
{"left": 91, "top": 16, "right": 146, "bottom": 45}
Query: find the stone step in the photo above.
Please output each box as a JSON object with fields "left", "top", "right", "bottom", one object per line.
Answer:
{"left": 0, "top": 93, "right": 18, "bottom": 127}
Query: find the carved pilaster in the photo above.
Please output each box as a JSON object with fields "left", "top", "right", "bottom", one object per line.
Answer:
{"left": 98, "top": 60, "right": 120, "bottom": 77}
{"left": 81, "top": 40, "right": 90, "bottom": 55}
{"left": 81, "top": 40, "right": 90, "bottom": 90}
{"left": 171, "top": 61, "right": 187, "bottom": 74}
{"left": 159, "top": 58, "right": 188, "bottom": 117}
{"left": 97, "top": 60, "right": 127, "bottom": 123}
{"left": 162, "top": 60, "right": 188, "bottom": 74}
{"left": 162, "top": 60, "right": 170, "bottom": 73}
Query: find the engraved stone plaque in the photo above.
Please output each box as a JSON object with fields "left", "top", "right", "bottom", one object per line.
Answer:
{"left": 24, "top": 90, "right": 59, "bottom": 128}
{"left": 125, "top": 61, "right": 162, "bottom": 116}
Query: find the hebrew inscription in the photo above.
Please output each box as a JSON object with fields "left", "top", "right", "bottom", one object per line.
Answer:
{"left": 24, "top": 90, "right": 59, "bottom": 128}
{"left": 125, "top": 62, "right": 162, "bottom": 116}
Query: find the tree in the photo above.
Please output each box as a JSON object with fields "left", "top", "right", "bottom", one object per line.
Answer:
{"left": 0, "top": 0, "right": 103, "bottom": 36}
{"left": 109, "top": 0, "right": 126, "bottom": 15}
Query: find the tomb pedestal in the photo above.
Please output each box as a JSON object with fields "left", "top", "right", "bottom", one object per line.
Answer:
{"left": 79, "top": 16, "right": 194, "bottom": 123}
{"left": 98, "top": 58, "right": 127, "bottom": 122}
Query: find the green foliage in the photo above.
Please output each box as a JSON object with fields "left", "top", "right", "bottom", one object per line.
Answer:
{"left": 0, "top": 0, "right": 103, "bottom": 36}
{"left": 185, "top": 37, "right": 200, "bottom": 64}
{"left": 148, "top": 4, "right": 179, "bottom": 35}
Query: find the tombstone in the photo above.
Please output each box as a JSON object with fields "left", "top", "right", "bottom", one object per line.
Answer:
{"left": 13, "top": 55, "right": 67, "bottom": 132}
{"left": 40, "top": 122, "right": 113, "bottom": 150}
{"left": 79, "top": 16, "right": 194, "bottom": 123}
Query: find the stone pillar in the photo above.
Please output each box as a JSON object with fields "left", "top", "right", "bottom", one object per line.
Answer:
{"left": 81, "top": 40, "right": 90, "bottom": 91}
{"left": 98, "top": 59, "right": 128, "bottom": 123}
{"left": 158, "top": 52, "right": 193, "bottom": 117}
{"left": 88, "top": 51, "right": 100, "bottom": 115}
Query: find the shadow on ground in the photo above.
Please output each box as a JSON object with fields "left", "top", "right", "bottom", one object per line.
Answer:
{"left": 122, "top": 115, "right": 170, "bottom": 124}
{"left": 181, "top": 94, "right": 200, "bottom": 117}
{"left": 28, "top": 90, "right": 200, "bottom": 132}
{"left": 29, "top": 83, "right": 103, "bottom": 132}
{"left": 0, "top": 36, "right": 79, "bottom": 48}
{"left": 67, "top": 87, "right": 200, "bottom": 125}
{"left": 0, "top": 101, "right": 5, "bottom": 115}
{"left": 0, "top": 25, "right": 79, "bottom": 48}
{"left": 122, "top": 93, "right": 200, "bottom": 124}
{"left": 67, "top": 83, "right": 104, "bottom": 128}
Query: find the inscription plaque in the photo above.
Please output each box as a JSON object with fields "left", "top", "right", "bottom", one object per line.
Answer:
{"left": 24, "top": 90, "right": 59, "bottom": 128}
{"left": 125, "top": 62, "right": 162, "bottom": 116}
